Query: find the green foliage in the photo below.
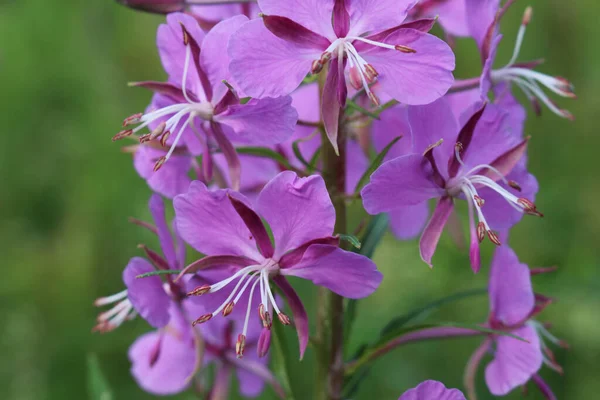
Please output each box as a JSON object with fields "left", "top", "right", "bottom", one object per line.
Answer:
{"left": 87, "top": 354, "right": 114, "bottom": 400}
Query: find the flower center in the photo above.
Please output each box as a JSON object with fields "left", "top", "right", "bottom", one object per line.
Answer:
{"left": 311, "top": 36, "right": 416, "bottom": 106}
{"left": 445, "top": 145, "right": 541, "bottom": 245}
{"left": 188, "top": 258, "right": 289, "bottom": 358}
{"left": 115, "top": 43, "right": 215, "bottom": 171}
{"left": 490, "top": 7, "right": 575, "bottom": 119}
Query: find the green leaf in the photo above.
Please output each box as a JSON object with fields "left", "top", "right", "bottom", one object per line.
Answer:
{"left": 87, "top": 354, "right": 113, "bottom": 400}
{"left": 235, "top": 146, "right": 294, "bottom": 169}
{"left": 379, "top": 288, "right": 488, "bottom": 338}
{"left": 136, "top": 269, "right": 181, "bottom": 279}
{"left": 271, "top": 322, "right": 297, "bottom": 400}
{"left": 239, "top": 97, "right": 251, "bottom": 104}
{"left": 358, "top": 214, "right": 389, "bottom": 259}
{"left": 292, "top": 139, "right": 313, "bottom": 170}
{"left": 374, "top": 99, "right": 399, "bottom": 117}
{"left": 353, "top": 136, "right": 402, "bottom": 195}
{"left": 345, "top": 99, "right": 380, "bottom": 120}
{"left": 343, "top": 214, "right": 390, "bottom": 348}
{"left": 339, "top": 234, "right": 361, "bottom": 249}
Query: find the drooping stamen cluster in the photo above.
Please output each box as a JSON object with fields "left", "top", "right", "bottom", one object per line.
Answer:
{"left": 114, "top": 27, "right": 214, "bottom": 171}
{"left": 446, "top": 143, "right": 542, "bottom": 246}
{"left": 313, "top": 36, "right": 416, "bottom": 106}
{"left": 93, "top": 289, "right": 137, "bottom": 333}
{"left": 187, "top": 259, "right": 289, "bottom": 358}
{"left": 490, "top": 7, "right": 575, "bottom": 119}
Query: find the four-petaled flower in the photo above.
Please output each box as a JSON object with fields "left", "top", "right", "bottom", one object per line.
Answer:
{"left": 229, "top": 0, "right": 455, "bottom": 151}
{"left": 114, "top": 13, "right": 298, "bottom": 193}
{"left": 362, "top": 97, "right": 540, "bottom": 271}
{"left": 174, "top": 171, "right": 382, "bottom": 358}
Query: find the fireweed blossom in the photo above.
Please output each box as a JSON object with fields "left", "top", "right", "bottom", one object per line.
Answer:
{"left": 362, "top": 97, "right": 540, "bottom": 271}
{"left": 174, "top": 171, "right": 382, "bottom": 358}
{"left": 229, "top": 0, "right": 455, "bottom": 151}
{"left": 93, "top": 194, "right": 187, "bottom": 332}
{"left": 399, "top": 380, "right": 466, "bottom": 400}
{"left": 464, "top": 245, "right": 564, "bottom": 398}
{"left": 409, "top": 0, "right": 468, "bottom": 37}
{"left": 466, "top": 1, "right": 575, "bottom": 118}
{"left": 114, "top": 13, "right": 297, "bottom": 191}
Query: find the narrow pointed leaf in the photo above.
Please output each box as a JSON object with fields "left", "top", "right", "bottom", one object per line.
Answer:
{"left": 345, "top": 99, "right": 380, "bottom": 120}
{"left": 136, "top": 269, "right": 181, "bottom": 279}
{"left": 338, "top": 234, "right": 361, "bottom": 249}
{"left": 271, "top": 319, "right": 297, "bottom": 400}
{"left": 87, "top": 354, "right": 113, "bottom": 400}
{"left": 234, "top": 146, "right": 295, "bottom": 170}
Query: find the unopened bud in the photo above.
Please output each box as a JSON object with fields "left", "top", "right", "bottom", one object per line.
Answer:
{"left": 153, "top": 156, "right": 167, "bottom": 172}
{"left": 487, "top": 230, "right": 502, "bottom": 246}
{"left": 112, "top": 129, "right": 133, "bottom": 142}
{"left": 395, "top": 44, "right": 417, "bottom": 53}
{"left": 222, "top": 301, "right": 235, "bottom": 317}
{"left": 477, "top": 222, "right": 486, "bottom": 243}
{"left": 192, "top": 313, "right": 213, "bottom": 326}
{"left": 278, "top": 313, "right": 291, "bottom": 325}
{"left": 187, "top": 284, "right": 211, "bottom": 296}
{"left": 257, "top": 328, "right": 272, "bottom": 358}
{"left": 236, "top": 334, "right": 246, "bottom": 358}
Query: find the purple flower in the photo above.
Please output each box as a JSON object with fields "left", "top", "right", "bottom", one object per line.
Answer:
{"left": 128, "top": 303, "right": 200, "bottom": 395}
{"left": 399, "top": 380, "right": 465, "bottom": 400}
{"left": 362, "top": 97, "right": 540, "bottom": 271}
{"left": 409, "top": 0, "right": 468, "bottom": 37}
{"left": 229, "top": 0, "right": 455, "bottom": 151}
{"left": 467, "top": 1, "right": 575, "bottom": 119}
{"left": 465, "top": 245, "right": 563, "bottom": 399}
{"left": 93, "top": 194, "right": 186, "bottom": 331}
{"left": 114, "top": 13, "right": 298, "bottom": 191}
{"left": 174, "top": 171, "right": 383, "bottom": 358}
{"left": 192, "top": 3, "right": 260, "bottom": 30}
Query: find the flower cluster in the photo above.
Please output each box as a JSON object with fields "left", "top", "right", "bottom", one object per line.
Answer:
{"left": 97, "top": 0, "right": 573, "bottom": 398}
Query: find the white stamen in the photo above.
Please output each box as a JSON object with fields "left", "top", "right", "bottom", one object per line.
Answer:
{"left": 181, "top": 44, "right": 195, "bottom": 104}
{"left": 263, "top": 272, "right": 282, "bottom": 315}
{"left": 94, "top": 289, "right": 128, "bottom": 306}
{"left": 347, "top": 35, "right": 398, "bottom": 51}
{"left": 242, "top": 277, "right": 261, "bottom": 336}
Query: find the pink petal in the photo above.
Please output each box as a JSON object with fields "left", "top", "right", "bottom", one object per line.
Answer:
{"left": 465, "top": 0, "right": 500, "bottom": 50}
{"left": 362, "top": 154, "right": 445, "bottom": 214}
{"left": 399, "top": 380, "right": 466, "bottom": 400}
{"left": 361, "top": 28, "right": 455, "bottom": 105}
{"left": 123, "top": 257, "right": 171, "bottom": 328}
{"left": 229, "top": 19, "right": 324, "bottom": 98}
{"left": 436, "top": 0, "right": 469, "bottom": 37}
{"left": 272, "top": 275, "right": 309, "bottom": 359}
{"left": 258, "top": 0, "right": 336, "bottom": 40}
{"left": 388, "top": 203, "right": 430, "bottom": 240}
{"left": 488, "top": 246, "right": 535, "bottom": 326}
{"left": 347, "top": 0, "right": 416, "bottom": 36}
{"left": 174, "top": 181, "right": 262, "bottom": 260}
{"left": 214, "top": 96, "right": 298, "bottom": 145}
{"left": 419, "top": 196, "right": 454, "bottom": 267}
{"left": 200, "top": 15, "right": 249, "bottom": 102}
{"left": 149, "top": 194, "right": 178, "bottom": 269}
{"left": 158, "top": 13, "right": 206, "bottom": 99}
{"left": 281, "top": 244, "right": 383, "bottom": 299}
{"left": 485, "top": 325, "right": 543, "bottom": 396}
{"left": 134, "top": 146, "right": 192, "bottom": 199}
{"left": 128, "top": 322, "right": 196, "bottom": 395}
{"left": 256, "top": 172, "right": 335, "bottom": 257}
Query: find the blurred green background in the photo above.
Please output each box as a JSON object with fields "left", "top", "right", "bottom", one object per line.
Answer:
{"left": 0, "top": 0, "right": 598, "bottom": 399}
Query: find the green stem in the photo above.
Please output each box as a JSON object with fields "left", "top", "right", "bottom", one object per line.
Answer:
{"left": 322, "top": 113, "right": 348, "bottom": 400}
